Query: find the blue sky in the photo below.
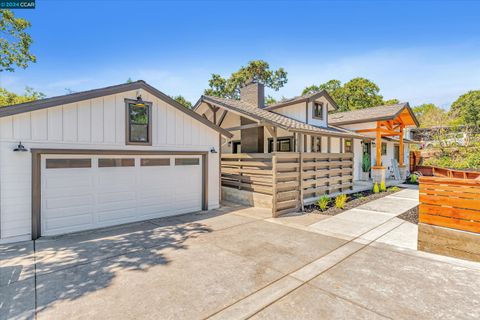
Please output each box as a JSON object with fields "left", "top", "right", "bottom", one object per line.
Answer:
{"left": 1, "top": 0, "right": 480, "bottom": 108}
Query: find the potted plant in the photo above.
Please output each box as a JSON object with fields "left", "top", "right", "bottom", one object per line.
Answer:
{"left": 361, "top": 153, "right": 371, "bottom": 180}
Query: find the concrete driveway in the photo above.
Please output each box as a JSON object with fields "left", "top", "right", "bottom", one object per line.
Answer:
{"left": 2, "top": 190, "right": 480, "bottom": 320}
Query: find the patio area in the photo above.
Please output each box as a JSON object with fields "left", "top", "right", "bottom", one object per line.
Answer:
{"left": 1, "top": 187, "right": 479, "bottom": 320}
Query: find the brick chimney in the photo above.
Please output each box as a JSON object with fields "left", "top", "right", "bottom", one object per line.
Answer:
{"left": 240, "top": 79, "right": 264, "bottom": 108}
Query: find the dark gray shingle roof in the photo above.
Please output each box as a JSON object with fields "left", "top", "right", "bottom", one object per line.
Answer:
{"left": 202, "top": 96, "right": 366, "bottom": 139}
{"left": 329, "top": 103, "right": 418, "bottom": 126}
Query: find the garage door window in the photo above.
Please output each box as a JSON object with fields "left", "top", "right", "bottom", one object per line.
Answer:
{"left": 175, "top": 158, "right": 199, "bottom": 166}
{"left": 46, "top": 158, "right": 91, "bottom": 169}
{"left": 98, "top": 158, "right": 135, "bottom": 167}
{"left": 141, "top": 158, "right": 170, "bottom": 166}
{"left": 125, "top": 98, "right": 152, "bottom": 145}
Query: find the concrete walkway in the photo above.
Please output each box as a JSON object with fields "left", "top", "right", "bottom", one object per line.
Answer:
{"left": 2, "top": 187, "right": 480, "bottom": 320}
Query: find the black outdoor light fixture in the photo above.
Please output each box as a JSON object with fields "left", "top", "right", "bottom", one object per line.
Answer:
{"left": 134, "top": 94, "right": 145, "bottom": 107}
{"left": 13, "top": 142, "right": 28, "bottom": 152}
{"left": 210, "top": 147, "right": 218, "bottom": 153}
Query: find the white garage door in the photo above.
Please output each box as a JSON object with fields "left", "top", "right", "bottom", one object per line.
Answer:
{"left": 41, "top": 154, "right": 203, "bottom": 236}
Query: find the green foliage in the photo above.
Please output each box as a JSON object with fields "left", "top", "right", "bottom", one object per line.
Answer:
{"left": 204, "top": 60, "right": 288, "bottom": 99}
{"left": 172, "top": 95, "right": 192, "bottom": 108}
{"left": 265, "top": 95, "right": 277, "bottom": 105}
{"left": 317, "top": 195, "right": 330, "bottom": 212}
{"left": 373, "top": 183, "right": 380, "bottom": 193}
{"left": 410, "top": 175, "right": 418, "bottom": 184}
{"left": 334, "top": 194, "right": 348, "bottom": 209}
{"left": 388, "top": 186, "right": 400, "bottom": 192}
{"left": 126, "top": 77, "right": 133, "bottom": 83}
{"left": 0, "top": 86, "right": 44, "bottom": 107}
{"left": 302, "top": 78, "right": 396, "bottom": 112}
{"left": 362, "top": 153, "right": 371, "bottom": 172}
{"left": 450, "top": 90, "right": 480, "bottom": 128}
{"left": 412, "top": 103, "right": 451, "bottom": 128}
{"left": 0, "top": 10, "right": 36, "bottom": 72}
{"left": 423, "top": 143, "right": 480, "bottom": 169}
{"left": 380, "top": 180, "right": 387, "bottom": 192}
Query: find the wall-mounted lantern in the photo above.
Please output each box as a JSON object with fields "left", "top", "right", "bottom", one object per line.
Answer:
{"left": 13, "top": 142, "right": 28, "bottom": 152}
{"left": 210, "top": 147, "right": 218, "bottom": 154}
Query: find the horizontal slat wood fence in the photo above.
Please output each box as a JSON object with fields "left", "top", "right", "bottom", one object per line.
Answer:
{"left": 419, "top": 176, "right": 480, "bottom": 233}
{"left": 221, "top": 152, "right": 354, "bottom": 217}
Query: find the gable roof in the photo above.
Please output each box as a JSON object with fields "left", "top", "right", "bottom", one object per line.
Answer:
{"left": 200, "top": 95, "right": 366, "bottom": 139}
{"left": 263, "top": 90, "right": 339, "bottom": 111}
{"left": 0, "top": 80, "right": 233, "bottom": 138}
{"left": 329, "top": 103, "right": 419, "bottom": 127}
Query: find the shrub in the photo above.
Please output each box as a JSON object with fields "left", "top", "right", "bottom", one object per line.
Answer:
{"left": 373, "top": 183, "right": 380, "bottom": 193}
{"left": 362, "top": 153, "right": 371, "bottom": 172}
{"left": 388, "top": 186, "right": 400, "bottom": 192}
{"left": 410, "top": 174, "right": 418, "bottom": 184}
{"left": 380, "top": 180, "right": 387, "bottom": 192}
{"left": 335, "top": 194, "right": 348, "bottom": 209}
{"left": 317, "top": 195, "right": 330, "bottom": 212}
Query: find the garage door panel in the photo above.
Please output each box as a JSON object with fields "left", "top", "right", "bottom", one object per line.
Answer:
{"left": 45, "top": 194, "right": 95, "bottom": 210}
{"left": 43, "top": 205, "right": 94, "bottom": 219}
{"left": 96, "top": 191, "right": 137, "bottom": 204}
{"left": 96, "top": 208, "right": 139, "bottom": 224}
{"left": 42, "top": 154, "right": 203, "bottom": 236}
{"left": 44, "top": 214, "right": 94, "bottom": 235}
{"left": 44, "top": 174, "right": 93, "bottom": 189}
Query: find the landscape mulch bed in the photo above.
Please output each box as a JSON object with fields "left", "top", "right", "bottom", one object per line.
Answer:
{"left": 304, "top": 188, "right": 402, "bottom": 217}
{"left": 398, "top": 205, "right": 419, "bottom": 224}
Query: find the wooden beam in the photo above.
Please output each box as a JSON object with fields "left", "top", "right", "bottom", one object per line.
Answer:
{"left": 376, "top": 124, "right": 382, "bottom": 167}
{"left": 267, "top": 127, "right": 277, "bottom": 152}
{"left": 357, "top": 128, "right": 399, "bottom": 135}
{"left": 399, "top": 124, "right": 405, "bottom": 166}
{"left": 217, "top": 110, "right": 227, "bottom": 126}
{"left": 225, "top": 122, "right": 263, "bottom": 131}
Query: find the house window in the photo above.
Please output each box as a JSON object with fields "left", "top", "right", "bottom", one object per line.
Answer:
{"left": 46, "top": 159, "right": 91, "bottom": 169}
{"left": 344, "top": 139, "right": 353, "bottom": 153}
{"left": 126, "top": 99, "right": 152, "bottom": 145}
{"left": 99, "top": 158, "right": 135, "bottom": 167}
{"left": 381, "top": 142, "right": 387, "bottom": 155}
{"left": 312, "top": 102, "right": 324, "bottom": 120}
{"left": 175, "top": 158, "right": 200, "bottom": 166}
{"left": 268, "top": 137, "right": 293, "bottom": 152}
{"left": 141, "top": 158, "right": 170, "bottom": 166}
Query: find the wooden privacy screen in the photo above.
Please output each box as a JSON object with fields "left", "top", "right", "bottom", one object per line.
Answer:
{"left": 221, "top": 152, "right": 354, "bottom": 217}
{"left": 419, "top": 176, "right": 480, "bottom": 233}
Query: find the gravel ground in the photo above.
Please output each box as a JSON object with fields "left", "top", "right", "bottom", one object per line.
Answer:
{"left": 398, "top": 205, "right": 419, "bottom": 224}
{"left": 305, "top": 188, "right": 402, "bottom": 217}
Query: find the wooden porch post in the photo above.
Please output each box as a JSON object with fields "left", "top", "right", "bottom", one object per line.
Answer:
{"left": 272, "top": 127, "right": 277, "bottom": 152}
{"left": 376, "top": 122, "right": 382, "bottom": 167}
{"left": 399, "top": 124, "right": 405, "bottom": 166}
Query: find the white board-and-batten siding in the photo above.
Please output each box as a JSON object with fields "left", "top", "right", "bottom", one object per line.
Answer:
{"left": 0, "top": 89, "right": 220, "bottom": 243}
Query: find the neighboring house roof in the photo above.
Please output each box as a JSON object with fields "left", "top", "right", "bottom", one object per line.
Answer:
{"left": 0, "top": 80, "right": 233, "bottom": 138}
{"left": 329, "top": 103, "right": 420, "bottom": 127}
{"left": 263, "top": 90, "right": 338, "bottom": 111}
{"left": 200, "top": 95, "right": 366, "bottom": 139}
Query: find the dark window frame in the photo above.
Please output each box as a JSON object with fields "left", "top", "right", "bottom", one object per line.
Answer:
{"left": 175, "top": 158, "right": 200, "bottom": 166}
{"left": 312, "top": 102, "right": 324, "bottom": 120}
{"left": 98, "top": 158, "right": 135, "bottom": 167}
{"left": 140, "top": 158, "right": 170, "bottom": 166}
{"left": 344, "top": 139, "right": 353, "bottom": 153}
{"left": 46, "top": 158, "right": 92, "bottom": 169}
{"left": 381, "top": 142, "right": 387, "bottom": 156}
{"left": 268, "top": 137, "right": 293, "bottom": 153}
{"left": 125, "top": 98, "right": 153, "bottom": 146}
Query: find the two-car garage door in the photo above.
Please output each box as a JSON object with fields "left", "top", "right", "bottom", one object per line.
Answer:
{"left": 41, "top": 154, "right": 203, "bottom": 236}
